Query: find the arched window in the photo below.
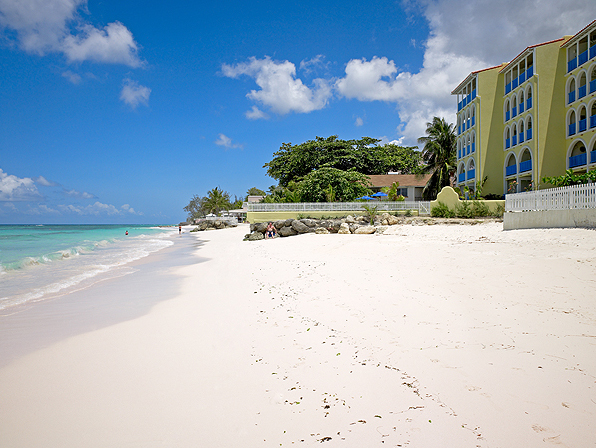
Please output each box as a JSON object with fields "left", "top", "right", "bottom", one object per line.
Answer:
{"left": 519, "top": 91, "right": 525, "bottom": 113}
{"left": 505, "top": 99, "right": 511, "bottom": 121}
{"left": 512, "top": 95, "right": 517, "bottom": 117}
{"left": 591, "top": 67, "right": 596, "bottom": 94}
{"left": 579, "top": 72, "right": 587, "bottom": 99}
{"left": 471, "top": 132, "right": 476, "bottom": 153}
{"left": 519, "top": 120, "right": 525, "bottom": 143}
{"left": 579, "top": 106, "right": 587, "bottom": 132}
{"left": 519, "top": 149, "right": 532, "bottom": 174}
{"left": 569, "top": 141, "right": 587, "bottom": 169}
{"left": 591, "top": 103, "right": 596, "bottom": 129}
{"left": 527, "top": 116, "right": 533, "bottom": 140}
{"left": 512, "top": 123, "right": 517, "bottom": 145}
{"left": 505, "top": 153, "right": 517, "bottom": 177}
{"left": 568, "top": 78, "right": 576, "bottom": 104}
{"left": 527, "top": 85, "right": 533, "bottom": 109}
{"left": 569, "top": 110, "right": 577, "bottom": 136}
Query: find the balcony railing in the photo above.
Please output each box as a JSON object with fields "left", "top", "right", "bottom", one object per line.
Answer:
{"left": 591, "top": 44, "right": 596, "bottom": 60}
{"left": 527, "top": 128, "right": 532, "bottom": 140}
{"left": 579, "top": 85, "right": 587, "bottom": 99}
{"left": 467, "top": 169, "right": 475, "bottom": 180}
{"left": 591, "top": 79, "right": 596, "bottom": 94}
{"left": 458, "top": 172, "right": 466, "bottom": 183}
{"left": 519, "top": 102, "right": 524, "bottom": 114}
{"left": 458, "top": 125, "right": 461, "bottom": 135}
{"left": 519, "top": 132, "right": 525, "bottom": 144}
{"left": 458, "top": 101, "right": 463, "bottom": 111}
{"left": 527, "top": 65, "right": 533, "bottom": 78}
{"left": 467, "top": 144, "right": 471, "bottom": 155}
{"left": 466, "top": 93, "right": 471, "bottom": 104}
{"left": 462, "top": 97, "right": 467, "bottom": 108}
{"left": 569, "top": 123, "right": 576, "bottom": 136}
{"left": 471, "top": 89, "right": 476, "bottom": 100}
{"left": 467, "top": 119, "right": 470, "bottom": 130}
{"left": 505, "top": 82, "right": 511, "bottom": 94}
{"left": 519, "top": 160, "right": 532, "bottom": 173}
{"left": 568, "top": 91, "right": 576, "bottom": 104}
{"left": 527, "top": 97, "right": 532, "bottom": 109}
{"left": 512, "top": 135, "right": 517, "bottom": 146}
{"left": 512, "top": 77, "right": 518, "bottom": 89}
{"left": 579, "top": 49, "right": 589, "bottom": 66}
{"left": 458, "top": 149, "right": 461, "bottom": 159}
{"left": 506, "top": 138, "right": 511, "bottom": 149}
{"left": 592, "top": 151, "right": 596, "bottom": 164}
{"left": 506, "top": 165, "right": 517, "bottom": 176}
{"left": 591, "top": 114, "right": 596, "bottom": 129}
{"left": 506, "top": 110, "right": 510, "bottom": 121}
{"left": 471, "top": 142, "right": 475, "bottom": 153}
{"left": 471, "top": 116, "right": 475, "bottom": 127}
{"left": 579, "top": 118, "right": 587, "bottom": 133}
{"left": 568, "top": 57, "right": 577, "bottom": 73}
{"left": 569, "top": 153, "right": 587, "bottom": 168}
{"left": 519, "top": 71, "right": 526, "bottom": 84}
{"left": 512, "top": 106, "right": 517, "bottom": 118}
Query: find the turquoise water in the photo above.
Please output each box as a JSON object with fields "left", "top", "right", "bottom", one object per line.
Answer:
{"left": 0, "top": 225, "right": 177, "bottom": 311}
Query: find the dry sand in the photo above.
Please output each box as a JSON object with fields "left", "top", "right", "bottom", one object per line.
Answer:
{"left": 0, "top": 222, "right": 595, "bottom": 447}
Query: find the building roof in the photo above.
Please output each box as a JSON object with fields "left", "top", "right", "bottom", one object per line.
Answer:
{"left": 499, "top": 38, "right": 566, "bottom": 73}
{"left": 451, "top": 64, "right": 505, "bottom": 95}
{"left": 560, "top": 19, "right": 596, "bottom": 48}
{"left": 367, "top": 174, "right": 431, "bottom": 188}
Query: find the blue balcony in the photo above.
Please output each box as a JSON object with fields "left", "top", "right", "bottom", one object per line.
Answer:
{"left": 579, "top": 85, "right": 587, "bottom": 99}
{"left": 519, "top": 132, "right": 525, "bottom": 144}
{"left": 506, "top": 110, "right": 510, "bottom": 121}
{"left": 527, "top": 128, "right": 532, "bottom": 140}
{"left": 569, "top": 153, "right": 587, "bottom": 168}
{"left": 591, "top": 115, "right": 596, "bottom": 129}
{"left": 512, "top": 77, "right": 518, "bottom": 89}
{"left": 458, "top": 101, "right": 463, "bottom": 111}
{"left": 471, "top": 116, "right": 475, "bottom": 127}
{"left": 519, "top": 71, "right": 526, "bottom": 84}
{"left": 591, "top": 79, "right": 596, "bottom": 94}
{"left": 506, "top": 165, "right": 517, "bottom": 176}
{"left": 458, "top": 172, "right": 466, "bottom": 183}
{"left": 462, "top": 97, "right": 467, "bottom": 107}
{"left": 527, "top": 97, "right": 532, "bottom": 109}
{"left": 519, "top": 160, "right": 532, "bottom": 173}
{"left": 591, "top": 44, "right": 596, "bottom": 60}
{"left": 519, "top": 102, "right": 524, "bottom": 114}
{"left": 506, "top": 138, "right": 511, "bottom": 149}
{"left": 527, "top": 66, "right": 533, "bottom": 78}
{"left": 466, "top": 93, "right": 471, "bottom": 104}
{"left": 506, "top": 82, "right": 512, "bottom": 94}
{"left": 591, "top": 150, "right": 596, "bottom": 164}
{"left": 471, "top": 89, "right": 476, "bottom": 100}
{"left": 568, "top": 57, "right": 577, "bottom": 73}
{"left": 568, "top": 91, "right": 576, "bottom": 104}
{"left": 579, "top": 49, "right": 589, "bottom": 66}
{"left": 458, "top": 125, "right": 461, "bottom": 135}
{"left": 458, "top": 149, "right": 461, "bottom": 159}
{"left": 467, "top": 119, "right": 470, "bottom": 130}
{"left": 512, "top": 135, "right": 517, "bottom": 146}
{"left": 512, "top": 106, "right": 517, "bottom": 118}
{"left": 471, "top": 142, "right": 475, "bottom": 153}
{"left": 569, "top": 123, "right": 576, "bottom": 136}
{"left": 579, "top": 118, "right": 587, "bottom": 133}
{"left": 467, "top": 169, "right": 475, "bottom": 180}
{"left": 467, "top": 144, "right": 470, "bottom": 155}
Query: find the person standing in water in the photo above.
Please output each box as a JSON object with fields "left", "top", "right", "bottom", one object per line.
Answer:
{"left": 179, "top": 225, "right": 182, "bottom": 235}
{"left": 125, "top": 230, "right": 128, "bottom": 235}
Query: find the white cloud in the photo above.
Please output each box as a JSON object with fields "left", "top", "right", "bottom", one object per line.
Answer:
{"left": 299, "top": 54, "right": 328, "bottom": 75}
{"left": 120, "top": 79, "right": 151, "bottom": 109}
{"left": 215, "top": 133, "right": 243, "bottom": 149}
{"left": 34, "top": 175, "right": 59, "bottom": 187}
{"left": 222, "top": 56, "right": 332, "bottom": 115}
{"left": 120, "top": 203, "right": 141, "bottom": 215}
{"left": 355, "top": 116, "right": 364, "bottom": 127}
{"left": 0, "top": 168, "right": 43, "bottom": 201}
{"left": 245, "top": 105, "right": 269, "bottom": 120}
{"left": 61, "top": 70, "right": 82, "bottom": 84}
{"left": 0, "top": 0, "right": 142, "bottom": 67}
{"left": 335, "top": 0, "right": 596, "bottom": 144}
{"left": 63, "top": 188, "right": 95, "bottom": 199}
{"left": 58, "top": 201, "right": 139, "bottom": 216}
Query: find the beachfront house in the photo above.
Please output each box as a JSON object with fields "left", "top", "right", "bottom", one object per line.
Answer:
{"left": 367, "top": 174, "right": 431, "bottom": 201}
{"left": 452, "top": 19, "right": 596, "bottom": 197}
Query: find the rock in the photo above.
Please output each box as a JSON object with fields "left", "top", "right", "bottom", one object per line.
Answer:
{"left": 386, "top": 214, "right": 401, "bottom": 225}
{"left": 246, "top": 232, "right": 264, "bottom": 241}
{"left": 375, "top": 225, "right": 389, "bottom": 234}
{"left": 348, "top": 224, "right": 360, "bottom": 234}
{"left": 274, "top": 220, "right": 287, "bottom": 230}
{"left": 279, "top": 226, "right": 298, "bottom": 237}
{"left": 315, "top": 227, "right": 329, "bottom": 234}
{"left": 300, "top": 219, "right": 317, "bottom": 228}
{"left": 285, "top": 219, "right": 295, "bottom": 227}
{"left": 337, "top": 223, "right": 351, "bottom": 234}
{"left": 345, "top": 215, "right": 356, "bottom": 224}
{"left": 251, "top": 222, "right": 268, "bottom": 233}
{"left": 327, "top": 220, "right": 343, "bottom": 233}
{"left": 292, "top": 220, "right": 312, "bottom": 234}
{"left": 356, "top": 216, "right": 369, "bottom": 223}
{"left": 381, "top": 219, "right": 388, "bottom": 226}
{"left": 354, "top": 225, "right": 376, "bottom": 234}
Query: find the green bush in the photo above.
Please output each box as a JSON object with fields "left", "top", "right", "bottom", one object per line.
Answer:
{"left": 471, "top": 200, "right": 491, "bottom": 217}
{"left": 492, "top": 204, "right": 505, "bottom": 218}
{"left": 431, "top": 201, "right": 455, "bottom": 218}
{"left": 404, "top": 209, "right": 412, "bottom": 217}
{"left": 455, "top": 201, "right": 473, "bottom": 218}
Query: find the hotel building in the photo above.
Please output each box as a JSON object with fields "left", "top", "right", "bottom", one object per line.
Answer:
{"left": 452, "top": 20, "right": 596, "bottom": 196}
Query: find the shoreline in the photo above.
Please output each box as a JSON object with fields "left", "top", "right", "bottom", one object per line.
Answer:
{"left": 0, "top": 223, "right": 594, "bottom": 447}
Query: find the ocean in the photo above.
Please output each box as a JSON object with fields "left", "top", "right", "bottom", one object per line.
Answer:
{"left": 0, "top": 225, "right": 177, "bottom": 312}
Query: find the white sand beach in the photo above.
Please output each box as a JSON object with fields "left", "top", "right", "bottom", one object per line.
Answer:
{"left": 0, "top": 222, "right": 595, "bottom": 447}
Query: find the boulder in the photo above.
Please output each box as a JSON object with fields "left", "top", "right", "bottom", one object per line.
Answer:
{"left": 356, "top": 216, "right": 369, "bottom": 223}
{"left": 279, "top": 226, "right": 298, "bottom": 237}
{"left": 326, "top": 220, "right": 343, "bottom": 233}
{"left": 315, "top": 227, "right": 329, "bottom": 234}
{"left": 274, "top": 220, "right": 287, "bottom": 230}
{"left": 345, "top": 215, "right": 356, "bottom": 224}
{"left": 348, "top": 224, "right": 360, "bottom": 234}
{"left": 284, "top": 219, "right": 295, "bottom": 227}
{"left": 386, "top": 214, "right": 401, "bottom": 226}
{"left": 292, "top": 220, "right": 312, "bottom": 234}
{"left": 354, "top": 225, "right": 376, "bottom": 234}
{"left": 300, "top": 219, "right": 317, "bottom": 228}
{"left": 337, "top": 223, "right": 351, "bottom": 234}
{"left": 247, "top": 232, "right": 264, "bottom": 241}
{"left": 251, "top": 222, "right": 268, "bottom": 233}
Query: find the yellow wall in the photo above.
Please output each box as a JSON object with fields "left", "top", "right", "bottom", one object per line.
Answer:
{"left": 430, "top": 187, "right": 505, "bottom": 213}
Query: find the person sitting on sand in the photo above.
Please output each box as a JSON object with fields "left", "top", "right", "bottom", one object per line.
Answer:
{"left": 265, "top": 222, "right": 277, "bottom": 239}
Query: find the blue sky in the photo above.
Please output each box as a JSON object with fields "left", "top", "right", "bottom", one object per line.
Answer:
{"left": 1, "top": 0, "right": 595, "bottom": 224}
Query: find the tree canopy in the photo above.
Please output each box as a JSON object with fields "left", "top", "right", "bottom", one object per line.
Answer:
{"left": 264, "top": 135, "right": 422, "bottom": 186}
{"left": 297, "top": 167, "right": 372, "bottom": 202}
{"left": 183, "top": 187, "right": 233, "bottom": 220}
{"left": 417, "top": 117, "right": 456, "bottom": 200}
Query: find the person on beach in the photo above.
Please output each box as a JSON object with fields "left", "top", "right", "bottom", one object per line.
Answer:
{"left": 179, "top": 226, "right": 181, "bottom": 235}
{"left": 125, "top": 230, "right": 128, "bottom": 235}
{"left": 265, "top": 222, "right": 277, "bottom": 239}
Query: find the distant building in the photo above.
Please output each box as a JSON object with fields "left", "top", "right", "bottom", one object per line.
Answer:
{"left": 452, "top": 19, "right": 596, "bottom": 196}
{"left": 367, "top": 174, "right": 431, "bottom": 201}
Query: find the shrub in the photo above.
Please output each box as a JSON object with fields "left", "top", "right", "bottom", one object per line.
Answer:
{"left": 396, "top": 195, "right": 406, "bottom": 202}
{"left": 492, "top": 204, "right": 505, "bottom": 218}
{"left": 404, "top": 209, "right": 412, "bottom": 217}
{"left": 455, "top": 201, "right": 473, "bottom": 218}
{"left": 471, "top": 200, "right": 491, "bottom": 217}
{"left": 431, "top": 201, "right": 455, "bottom": 218}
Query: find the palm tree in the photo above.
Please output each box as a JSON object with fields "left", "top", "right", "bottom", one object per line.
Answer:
{"left": 203, "top": 187, "right": 231, "bottom": 215}
{"left": 418, "top": 117, "right": 456, "bottom": 200}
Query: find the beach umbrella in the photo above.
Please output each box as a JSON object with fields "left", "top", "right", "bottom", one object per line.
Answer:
{"left": 356, "top": 195, "right": 375, "bottom": 200}
{"left": 371, "top": 192, "right": 388, "bottom": 198}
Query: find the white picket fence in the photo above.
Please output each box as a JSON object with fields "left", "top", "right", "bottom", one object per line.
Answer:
{"left": 247, "top": 201, "right": 432, "bottom": 215}
{"left": 506, "top": 183, "right": 596, "bottom": 212}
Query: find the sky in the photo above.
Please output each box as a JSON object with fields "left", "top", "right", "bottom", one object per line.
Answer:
{"left": 1, "top": 0, "right": 596, "bottom": 224}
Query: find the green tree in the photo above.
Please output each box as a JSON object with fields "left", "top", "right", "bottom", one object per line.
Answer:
{"left": 296, "top": 167, "right": 372, "bottom": 202}
{"left": 183, "top": 194, "right": 207, "bottom": 220}
{"left": 542, "top": 169, "right": 596, "bottom": 187}
{"left": 264, "top": 136, "right": 422, "bottom": 186}
{"left": 246, "top": 187, "right": 266, "bottom": 198}
{"left": 382, "top": 181, "right": 400, "bottom": 201}
{"left": 202, "top": 187, "right": 232, "bottom": 215}
{"left": 417, "top": 117, "right": 457, "bottom": 200}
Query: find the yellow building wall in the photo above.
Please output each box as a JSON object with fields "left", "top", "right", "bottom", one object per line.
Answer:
{"left": 535, "top": 41, "right": 569, "bottom": 185}
{"left": 478, "top": 66, "right": 506, "bottom": 196}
